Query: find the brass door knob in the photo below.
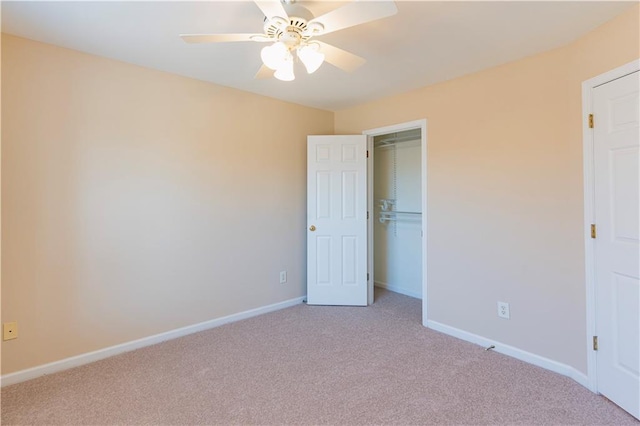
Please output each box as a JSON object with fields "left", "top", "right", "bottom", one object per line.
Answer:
{"left": 309, "top": 225, "right": 316, "bottom": 231}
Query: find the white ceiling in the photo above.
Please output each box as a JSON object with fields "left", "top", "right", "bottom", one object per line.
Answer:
{"left": 1, "top": 1, "right": 635, "bottom": 111}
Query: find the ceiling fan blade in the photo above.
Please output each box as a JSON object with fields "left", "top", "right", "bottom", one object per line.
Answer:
{"left": 309, "top": 0, "right": 397, "bottom": 36}
{"left": 254, "top": 0, "right": 289, "bottom": 21}
{"left": 254, "top": 64, "right": 274, "bottom": 79}
{"left": 316, "top": 41, "right": 366, "bottom": 73}
{"left": 180, "top": 34, "right": 267, "bottom": 43}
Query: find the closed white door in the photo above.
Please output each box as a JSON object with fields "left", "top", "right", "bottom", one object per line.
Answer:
{"left": 593, "top": 70, "right": 639, "bottom": 419}
{"left": 307, "top": 135, "right": 367, "bottom": 306}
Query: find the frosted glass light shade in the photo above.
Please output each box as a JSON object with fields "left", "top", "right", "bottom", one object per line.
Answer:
{"left": 261, "top": 42, "right": 288, "bottom": 70}
{"left": 297, "top": 44, "right": 325, "bottom": 74}
{"left": 274, "top": 54, "right": 295, "bottom": 81}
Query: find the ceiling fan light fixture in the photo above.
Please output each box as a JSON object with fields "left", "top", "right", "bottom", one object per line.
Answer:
{"left": 274, "top": 53, "right": 295, "bottom": 81}
{"left": 297, "top": 44, "right": 325, "bottom": 74}
{"left": 261, "top": 41, "right": 288, "bottom": 70}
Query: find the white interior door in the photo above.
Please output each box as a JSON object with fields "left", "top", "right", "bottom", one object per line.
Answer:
{"left": 593, "top": 70, "right": 639, "bottom": 419}
{"left": 307, "top": 135, "right": 367, "bottom": 306}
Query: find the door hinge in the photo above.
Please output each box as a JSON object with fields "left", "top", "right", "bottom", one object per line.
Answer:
{"left": 367, "top": 211, "right": 369, "bottom": 220}
{"left": 593, "top": 336, "right": 598, "bottom": 351}
{"left": 366, "top": 150, "right": 369, "bottom": 158}
{"left": 588, "top": 114, "right": 594, "bottom": 129}
{"left": 591, "top": 224, "right": 597, "bottom": 239}
{"left": 367, "top": 273, "right": 369, "bottom": 281}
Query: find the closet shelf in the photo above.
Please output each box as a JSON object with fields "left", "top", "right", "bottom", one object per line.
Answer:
{"left": 374, "top": 129, "right": 422, "bottom": 148}
{"left": 379, "top": 211, "right": 422, "bottom": 223}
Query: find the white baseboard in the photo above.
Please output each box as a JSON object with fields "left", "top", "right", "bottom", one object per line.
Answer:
{"left": 375, "top": 281, "right": 422, "bottom": 300}
{"left": 1, "top": 296, "right": 306, "bottom": 387}
{"left": 426, "top": 320, "right": 590, "bottom": 390}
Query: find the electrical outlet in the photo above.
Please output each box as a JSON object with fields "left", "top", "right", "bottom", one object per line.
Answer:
{"left": 279, "top": 270, "right": 287, "bottom": 284}
{"left": 497, "top": 302, "right": 510, "bottom": 319}
{"left": 3, "top": 322, "right": 18, "bottom": 341}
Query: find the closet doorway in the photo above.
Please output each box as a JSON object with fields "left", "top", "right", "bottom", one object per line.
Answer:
{"left": 364, "top": 120, "right": 427, "bottom": 324}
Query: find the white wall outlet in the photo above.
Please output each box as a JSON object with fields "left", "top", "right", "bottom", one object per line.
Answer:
{"left": 279, "top": 270, "right": 287, "bottom": 284}
{"left": 497, "top": 301, "right": 510, "bottom": 319}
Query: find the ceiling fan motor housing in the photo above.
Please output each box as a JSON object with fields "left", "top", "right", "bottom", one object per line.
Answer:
{"left": 280, "top": 28, "right": 302, "bottom": 48}
{"left": 262, "top": 2, "right": 325, "bottom": 49}
{"left": 264, "top": 17, "right": 310, "bottom": 45}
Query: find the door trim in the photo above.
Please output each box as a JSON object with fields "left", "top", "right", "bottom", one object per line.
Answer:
{"left": 363, "top": 119, "right": 428, "bottom": 324}
{"left": 582, "top": 58, "right": 640, "bottom": 394}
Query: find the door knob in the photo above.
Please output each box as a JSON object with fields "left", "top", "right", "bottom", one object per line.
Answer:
{"left": 309, "top": 225, "right": 316, "bottom": 231}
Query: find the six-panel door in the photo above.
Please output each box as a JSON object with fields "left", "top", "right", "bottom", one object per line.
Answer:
{"left": 307, "top": 135, "right": 367, "bottom": 306}
{"left": 593, "top": 70, "right": 640, "bottom": 420}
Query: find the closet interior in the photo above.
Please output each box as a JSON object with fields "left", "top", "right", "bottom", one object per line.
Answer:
{"left": 373, "top": 128, "right": 423, "bottom": 299}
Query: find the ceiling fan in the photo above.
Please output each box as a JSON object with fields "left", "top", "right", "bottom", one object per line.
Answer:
{"left": 180, "top": 0, "right": 397, "bottom": 81}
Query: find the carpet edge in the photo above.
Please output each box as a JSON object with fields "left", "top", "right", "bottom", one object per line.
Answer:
{"left": 0, "top": 296, "right": 306, "bottom": 387}
{"left": 426, "top": 319, "right": 592, "bottom": 391}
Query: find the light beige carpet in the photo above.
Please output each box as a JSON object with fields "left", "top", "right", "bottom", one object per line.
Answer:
{"left": 1, "top": 289, "right": 637, "bottom": 425}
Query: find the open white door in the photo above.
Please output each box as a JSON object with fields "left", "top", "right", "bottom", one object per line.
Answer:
{"left": 592, "top": 70, "right": 639, "bottom": 419}
{"left": 307, "top": 135, "right": 368, "bottom": 306}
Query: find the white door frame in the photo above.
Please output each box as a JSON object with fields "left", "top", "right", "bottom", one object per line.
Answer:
{"left": 582, "top": 58, "right": 640, "bottom": 393}
{"left": 363, "top": 119, "right": 428, "bottom": 325}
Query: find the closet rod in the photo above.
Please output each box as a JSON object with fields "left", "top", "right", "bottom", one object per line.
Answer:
{"left": 374, "top": 132, "right": 421, "bottom": 147}
{"left": 379, "top": 211, "right": 422, "bottom": 224}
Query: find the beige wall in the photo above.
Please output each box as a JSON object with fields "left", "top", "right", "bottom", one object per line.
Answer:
{"left": 335, "top": 5, "right": 639, "bottom": 373}
{"left": 1, "top": 34, "right": 333, "bottom": 374}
